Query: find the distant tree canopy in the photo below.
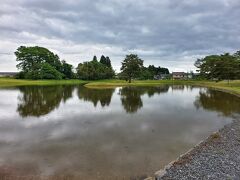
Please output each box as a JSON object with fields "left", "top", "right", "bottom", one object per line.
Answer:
{"left": 76, "top": 55, "right": 115, "bottom": 80}
{"left": 148, "top": 65, "right": 169, "bottom": 75}
{"left": 195, "top": 51, "right": 240, "bottom": 80}
{"left": 120, "top": 54, "right": 169, "bottom": 82}
{"left": 100, "top": 55, "right": 112, "bottom": 68}
{"left": 61, "top": 60, "right": 75, "bottom": 79}
{"left": 120, "top": 54, "right": 144, "bottom": 83}
{"left": 15, "top": 46, "right": 74, "bottom": 80}
{"left": 139, "top": 65, "right": 169, "bottom": 80}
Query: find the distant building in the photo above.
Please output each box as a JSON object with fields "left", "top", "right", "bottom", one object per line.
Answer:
{"left": 172, "top": 72, "right": 185, "bottom": 80}
{"left": 0, "top": 72, "right": 18, "bottom": 77}
{"left": 172, "top": 72, "right": 196, "bottom": 80}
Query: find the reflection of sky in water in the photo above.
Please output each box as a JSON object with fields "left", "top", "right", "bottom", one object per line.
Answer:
{"left": 0, "top": 85, "right": 239, "bottom": 179}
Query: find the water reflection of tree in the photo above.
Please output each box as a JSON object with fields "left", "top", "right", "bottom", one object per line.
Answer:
{"left": 17, "top": 86, "right": 74, "bottom": 117}
{"left": 119, "top": 86, "right": 169, "bottom": 113}
{"left": 194, "top": 89, "right": 240, "bottom": 116}
{"left": 146, "top": 86, "right": 169, "bottom": 97}
{"left": 77, "top": 87, "right": 115, "bottom": 107}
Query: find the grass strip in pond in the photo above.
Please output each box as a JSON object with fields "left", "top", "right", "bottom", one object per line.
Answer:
{"left": 85, "top": 79, "right": 240, "bottom": 95}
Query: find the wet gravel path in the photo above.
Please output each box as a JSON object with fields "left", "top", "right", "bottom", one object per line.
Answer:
{"left": 155, "top": 118, "right": 240, "bottom": 180}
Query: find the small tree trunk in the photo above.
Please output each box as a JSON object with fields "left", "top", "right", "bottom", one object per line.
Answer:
{"left": 128, "top": 78, "right": 131, "bottom": 83}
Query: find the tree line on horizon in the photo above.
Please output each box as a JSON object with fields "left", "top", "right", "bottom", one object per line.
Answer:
{"left": 15, "top": 46, "right": 240, "bottom": 82}
{"left": 14, "top": 46, "right": 170, "bottom": 82}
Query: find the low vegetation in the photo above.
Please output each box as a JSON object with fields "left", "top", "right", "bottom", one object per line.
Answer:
{"left": 0, "top": 78, "right": 86, "bottom": 87}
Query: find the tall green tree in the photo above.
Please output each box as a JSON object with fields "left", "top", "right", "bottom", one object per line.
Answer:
{"left": 15, "top": 46, "right": 64, "bottom": 79}
{"left": 93, "top": 55, "right": 98, "bottom": 62}
{"left": 105, "top": 56, "right": 112, "bottom": 68}
{"left": 120, "top": 54, "right": 144, "bottom": 83}
{"left": 61, "top": 60, "right": 75, "bottom": 79}
{"left": 100, "top": 55, "right": 107, "bottom": 65}
{"left": 100, "top": 55, "right": 112, "bottom": 68}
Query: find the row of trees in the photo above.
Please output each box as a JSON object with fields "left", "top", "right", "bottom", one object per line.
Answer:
{"left": 15, "top": 46, "right": 169, "bottom": 82}
{"left": 194, "top": 51, "right": 240, "bottom": 80}
{"left": 15, "top": 46, "right": 115, "bottom": 80}
{"left": 77, "top": 55, "right": 115, "bottom": 80}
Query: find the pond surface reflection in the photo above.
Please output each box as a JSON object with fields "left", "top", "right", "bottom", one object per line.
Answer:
{"left": 0, "top": 85, "right": 239, "bottom": 179}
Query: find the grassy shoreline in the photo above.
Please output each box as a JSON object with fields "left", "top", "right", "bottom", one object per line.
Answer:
{"left": 85, "top": 79, "right": 240, "bottom": 95}
{"left": 0, "top": 78, "right": 87, "bottom": 87}
{"left": 0, "top": 78, "right": 240, "bottom": 95}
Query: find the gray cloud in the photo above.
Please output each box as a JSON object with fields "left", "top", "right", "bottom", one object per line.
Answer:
{"left": 0, "top": 0, "right": 239, "bottom": 72}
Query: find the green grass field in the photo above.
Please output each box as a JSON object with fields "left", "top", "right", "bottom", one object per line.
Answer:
{"left": 0, "top": 77, "right": 86, "bottom": 87}
{"left": 0, "top": 77, "right": 240, "bottom": 96}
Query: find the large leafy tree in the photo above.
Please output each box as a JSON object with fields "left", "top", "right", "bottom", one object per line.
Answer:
{"left": 195, "top": 52, "right": 240, "bottom": 80}
{"left": 15, "top": 46, "right": 64, "bottom": 79}
{"left": 120, "top": 54, "right": 144, "bottom": 83}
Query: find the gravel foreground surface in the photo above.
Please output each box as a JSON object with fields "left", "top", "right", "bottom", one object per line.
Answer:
{"left": 155, "top": 118, "right": 240, "bottom": 180}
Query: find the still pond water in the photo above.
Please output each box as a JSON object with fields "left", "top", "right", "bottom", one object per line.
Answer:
{"left": 0, "top": 85, "right": 240, "bottom": 179}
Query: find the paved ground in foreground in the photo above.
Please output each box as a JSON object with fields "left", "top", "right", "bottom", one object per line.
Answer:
{"left": 155, "top": 117, "right": 240, "bottom": 180}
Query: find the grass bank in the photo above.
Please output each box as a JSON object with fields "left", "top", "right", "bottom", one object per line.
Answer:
{"left": 85, "top": 79, "right": 197, "bottom": 87}
{"left": 192, "top": 80, "right": 240, "bottom": 96}
{"left": 1, "top": 78, "right": 240, "bottom": 96}
{"left": 85, "top": 79, "right": 240, "bottom": 95}
{"left": 0, "top": 77, "right": 86, "bottom": 87}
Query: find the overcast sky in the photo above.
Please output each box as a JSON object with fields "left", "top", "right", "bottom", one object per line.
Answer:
{"left": 0, "top": 0, "right": 239, "bottom": 72}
